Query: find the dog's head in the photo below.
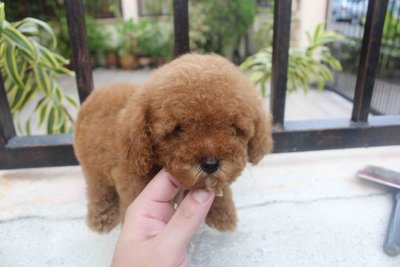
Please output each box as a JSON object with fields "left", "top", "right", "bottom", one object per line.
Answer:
{"left": 118, "top": 54, "right": 273, "bottom": 192}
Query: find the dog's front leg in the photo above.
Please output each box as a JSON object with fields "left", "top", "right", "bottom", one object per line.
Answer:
{"left": 112, "top": 168, "right": 151, "bottom": 223}
{"left": 205, "top": 186, "right": 237, "bottom": 231}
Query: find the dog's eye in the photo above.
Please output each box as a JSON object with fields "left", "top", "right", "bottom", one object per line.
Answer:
{"left": 172, "top": 124, "right": 183, "bottom": 137}
{"left": 231, "top": 124, "right": 246, "bottom": 137}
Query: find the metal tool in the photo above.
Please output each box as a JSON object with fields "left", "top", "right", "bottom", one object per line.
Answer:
{"left": 357, "top": 165, "right": 400, "bottom": 257}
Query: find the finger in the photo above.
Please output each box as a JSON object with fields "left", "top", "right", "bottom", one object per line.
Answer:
{"left": 158, "top": 189, "right": 214, "bottom": 250}
{"left": 139, "top": 199, "right": 175, "bottom": 223}
{"left": 122, "top": 169, "right": 180, "bottom": 240}
{"left": 136, "top": 168, "right": 180, "bottom": 204}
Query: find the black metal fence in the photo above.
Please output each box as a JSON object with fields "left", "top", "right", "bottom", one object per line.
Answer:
{"left": 0, "top": 0, "right": 399, "bottom": 169}
{"left": 328, "top": 0, "right": 400, "bottom": 115}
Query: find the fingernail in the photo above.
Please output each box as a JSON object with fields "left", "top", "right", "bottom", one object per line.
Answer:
{"left": 191, "top": 189, "right": 212, "bottom": 203}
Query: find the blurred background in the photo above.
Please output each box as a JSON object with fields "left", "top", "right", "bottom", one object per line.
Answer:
{"left": 2, "top": 0, "right": 400, "bottom": 135}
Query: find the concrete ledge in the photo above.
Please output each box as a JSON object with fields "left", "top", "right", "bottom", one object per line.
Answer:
{"left": 1, "top": 146, "right": 400, "bottom": 266}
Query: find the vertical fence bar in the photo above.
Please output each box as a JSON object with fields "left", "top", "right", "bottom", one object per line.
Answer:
{"left": 351, "top": 0, "right": 389, "bottom": 122}
{"left": 64, "top": 0, "right": 94, "bottom": 104}
{"left": 173, "top": 0, "right": 189, "bottom": 57}
{"left": 270, "top": 0, "right": 292, "bottom": 126}
{"left": 0, "top": 73, "right": 16, "bottom": 148}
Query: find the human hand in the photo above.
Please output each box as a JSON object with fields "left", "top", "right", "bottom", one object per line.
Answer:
{"left": 111, "top": 169, "right": 215, "bottom": 267}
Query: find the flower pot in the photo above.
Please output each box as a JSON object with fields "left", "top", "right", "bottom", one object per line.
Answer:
{"left": 106, "top": 53, "right": 118, "bottom": 68}
{"left": 138, "top": 56, "right": 152, "bottom": 67}
{"left": 119, "top": 54, "right": 138, "bottom": 69}
{"left": 157, "top": 59, "right": 167, "bottom": 67}
{"left": 96, "top": 52, "right": 107, "bottom": 68}
{"left": 90, "top": 53, "right": 97, "bottom": 68}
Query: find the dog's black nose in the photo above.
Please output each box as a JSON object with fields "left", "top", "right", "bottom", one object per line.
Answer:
{"left": 200, "top": 157, "right": 220, "bottom": 174}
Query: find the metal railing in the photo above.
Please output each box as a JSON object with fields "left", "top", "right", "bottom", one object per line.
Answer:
{"left": 0, "top": 0, "right": 399, "bottom": 169}
{"left": 328, "top": 0, "right": 400, "bottom": 115}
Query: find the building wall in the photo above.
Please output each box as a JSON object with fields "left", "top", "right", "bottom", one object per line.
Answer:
{"left": 121, "top": 0, "right": 139, "bottom": 22}
{"left": 294, "top": 0, "right": 329, "bottom": 48}
{"left": 119, "top": 0, "right": 330, "bottom": 53}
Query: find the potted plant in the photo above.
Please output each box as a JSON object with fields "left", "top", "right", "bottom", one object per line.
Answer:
{"left": 240, "top": 24, "right": 343, "bottom": 97}
{"left": 135, "top": 19, "right": 155, "bottom": 67}
{"left": 0, "top": 3, "right": 76, "bottom": 134}
{"left": 105, "top": 42, "right": 118, "bottom": 68}
{"left": 154, "top": 20, "right": 174, "bottom": 66}
{"left": 132, "top": 18, "right": 174, "bottom": 68}
{"left": 118, "top": 41, "right": 137, "bottom": 69}
{"left": 117, "top": 19, "right": 138, "bottom": 69}
{"left": 86, "top": 15, "right": 108, "bottom": 68}
{"left": 143, "top": 19, "right": 173, "bottom": 67}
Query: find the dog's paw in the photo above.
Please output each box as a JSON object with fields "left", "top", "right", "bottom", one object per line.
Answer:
{"left": 87, "top": 203, "right": 119, "bottom": 232}
{"left": 205, "top": 207, "right": 237, "bottom": 232}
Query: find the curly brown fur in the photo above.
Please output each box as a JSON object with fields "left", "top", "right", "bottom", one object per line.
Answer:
{"left": 74, "top": 54, "right": 273, "bottom": 232}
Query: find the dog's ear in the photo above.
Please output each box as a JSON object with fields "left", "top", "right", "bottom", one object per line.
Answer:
{"left": 247, "top": 111, "right": 273, "bottom": 164}
{"left": 116, "top": 94, "right": 153, "bottom": 176}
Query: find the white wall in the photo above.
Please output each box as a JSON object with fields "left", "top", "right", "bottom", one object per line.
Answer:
{"left": 121, "top": 0, "right": 139, "bottom": 22}
{"left": 294, "top": 0, "right": 329, "bottom": 48}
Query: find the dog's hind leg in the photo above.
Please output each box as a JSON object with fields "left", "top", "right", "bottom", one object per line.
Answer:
{"left": 83, "top": 167, "right": 119, "bottom": 232}
{"left": 205, "top": 186, "right": 237, "bottom": 232}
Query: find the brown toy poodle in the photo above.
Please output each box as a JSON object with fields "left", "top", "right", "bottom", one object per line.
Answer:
{"left": 74, "top": 53, "right": 273, "bottom": 233}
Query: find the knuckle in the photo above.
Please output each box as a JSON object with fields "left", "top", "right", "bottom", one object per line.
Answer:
{"left": 175, "top": 204, "right": 195, "bottom": 221}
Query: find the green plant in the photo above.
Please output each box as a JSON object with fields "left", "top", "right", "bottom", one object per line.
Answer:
{"left": 4, "top": 0, "right": 55, "bottom": 22}
{"left": 144, "top": 0, "right": 168, "bottom": 15}
{"left": 6, "top": 1, "right": 73, "bottom": 60}
{"left": 135, "top": 19, "right": 158, "bottom": 56}
{"left": 0, "top": 3, "right": 76, "bottom": 134}
{"left": 329, "top": 37, "right": 361, "bottom": 74}
{"left": 152, "top": 19, "right": 174, "bottom": 61}
{"left": 254, "top": 11, "right": 274, "bottom": 50}
{"left": 135, "top": 18, "right": 173, "bottom": 61}
{"left": 40, "top": 1, "right": 73, "bottom": 61}
{"left": 330, "top": 14, "right": 400, "bottom": 80}
{"left": 192, "top": 0, "right": 255, "bottom": 58}
{"left": 188, "top": 1, "right": 211, "bottom": 52}
{"left": 3, "top": 1, "right": 122, "bottom": 61}
{"left": 86, "top": 15, "right": 108, "bottom": 54}
{"left": 117, "top": 19, "right": 138, "bottom": 56}
{"left": 241, "top": 24, "right": 343, "bottom": 97}
{"left": 84, "top": 0, "right": 120, "bottom": 19}
{"left": 382, "top": 10, "right": 400, "bottom": 56}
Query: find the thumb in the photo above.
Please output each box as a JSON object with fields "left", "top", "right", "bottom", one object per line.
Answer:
{"left": 158, "top": 189, "right": 215, "bottom": 249}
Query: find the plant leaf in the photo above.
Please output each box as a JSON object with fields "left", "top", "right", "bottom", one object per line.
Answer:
{"left": 9, "top": 87, "right": 24, "bottom": 111}
{"left": 35, "top": 43, "right": 58, "bottom": 67}
{"left": 4, "top": 44, "right": 24, "bottom": 87}
{"left": 2, "top": 25, "right": 36, "bottom": 61}
{"left": 16, "top": 83, "right": 38, "bottom": 111}
{"left": 53, "top": 107, "right": 64, "bottom": 131}
{"left": 19, "top": 17, "right": 57, "bottom": 49}
{"left": 38, "top": 102, "right": 49, "bottom": 127}
{"left": 53, "top": 86, "right": 63, "bottom": 104}
{"left": 34, "top": 97, "right": 47, "bottom": 112}
{"left": 17, "top": 24, "right": 39, "bottom": 36}
{"left": 33, "top": 65, "right": 52, "bottom": 95}
{"left": 24, "top": 118, "right": 31, "bottom": 135}
{"left": 47, "top": 108, "right": 55, "bottom": 134}
{"left": 250, "top": 70, "right": 265, "bottom": 83}
{"left": 0, "top": 3, "right": 5, "bottom": 29}
{"left": 65, "top": 95, "right": 78, "bottom": 108}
